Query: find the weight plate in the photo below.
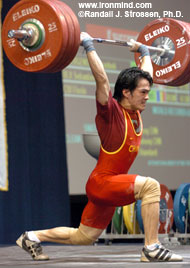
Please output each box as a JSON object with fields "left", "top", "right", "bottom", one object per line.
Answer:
{"left": 136, "top": 184, "right": 173, "bottom": 234}
{"left": 123, "top": 203, "right": 140, "bottom": 234}
{"left": 2, "top": 0, "right": 69, "bottom": 72}
{"left": 54, "top": 0, "right": 80, "bottom": 72}
{"left": 159, "top": 184, "right": 174, "bottom": 234}
{"left": 188, "top": 188, "right": 190, "bottom": 223}
{"left": 113, "top": 207, "right": 123, "bottom": 234}
{"left": 135, "top": 18, "right": 190, "bottom": 86}
{"left": 47, "top": 0, "right": 75, "bottom": 73}
{"left": 168, "top": 21, "right": 190, "bottom": 86}
{"left": 174, "top": 183, "right": 190, "bottom": 233}
{"left": 166, "top": 21, "right": 190, "bottom": 86}
{"left": 36, "top": 0, "right": 71, "bottom": 73}
{"left": 136, "top": 200, "right": 144, "bottom": 233}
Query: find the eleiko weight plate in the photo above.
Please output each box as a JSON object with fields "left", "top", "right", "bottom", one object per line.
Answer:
{"left": 2, "top": 0, "right": 69, "bottom": 72}
{"left": 174, "top": 183, "right": 190, "bottom": 233}
{"left": 123, "top": 203, "right": 140, "bottom": 234}
{"left": 159, "top": 184, "right": 174, "bottom": 234}
{"left": 135, "top": 18, "right": 190, "bottom": 86}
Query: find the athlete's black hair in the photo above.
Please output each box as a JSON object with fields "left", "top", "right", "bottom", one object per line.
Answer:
{"left": 113, "top": 67, "right": 153, "bottom": 101}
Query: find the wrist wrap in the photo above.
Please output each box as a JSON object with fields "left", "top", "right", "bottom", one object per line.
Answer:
{"left": 82, "top": 38, "right": 95, "bottom": 53}
{"left": 137, "top": 44, "right": 150, "bottom": 57}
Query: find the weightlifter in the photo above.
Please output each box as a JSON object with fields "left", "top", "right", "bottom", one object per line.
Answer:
{"left": 16, "top": 32, "right": 183, "bottom": 262}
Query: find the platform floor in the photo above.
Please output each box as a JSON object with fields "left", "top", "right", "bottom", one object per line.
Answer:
{"left": 0, "top": 243, "right": 190, "bottom": 267}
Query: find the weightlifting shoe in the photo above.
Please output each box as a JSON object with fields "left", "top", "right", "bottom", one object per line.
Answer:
{"left": 141, "top": 244, "right": 183, "bottom": 262}
{"left": 16, "top": 232, "right": 49, "bottom": 261}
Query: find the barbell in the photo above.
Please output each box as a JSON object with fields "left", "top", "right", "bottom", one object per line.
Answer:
{"left": 2, "top": 0, "right": 190, "bottom": 86}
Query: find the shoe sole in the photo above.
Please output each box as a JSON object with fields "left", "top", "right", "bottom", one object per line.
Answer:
{"left": 141, "top": 252, "right": 183, "bottom": 262}
{"left": 141, "top": 256, "right": 183, "bottom": 262}
{"left": 16, "top": 235, "right": 23, "bottom": 249}
{"left": 16, "top": 235, "right": 49, "bottom": 261}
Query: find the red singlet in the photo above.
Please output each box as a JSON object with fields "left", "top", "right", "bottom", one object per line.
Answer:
{"left": 81, "top": 92, "right": 143, "bottom": 229}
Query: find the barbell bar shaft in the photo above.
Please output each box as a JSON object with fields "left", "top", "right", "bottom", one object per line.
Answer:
{"left": 7, "top": 28, "right": 175, "bottom": 56}
{"left": 92, "top": 38, "right": 175, "bottom": 55}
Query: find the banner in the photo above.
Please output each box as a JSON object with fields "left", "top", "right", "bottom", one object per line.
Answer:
{"left": 0, "top": 0, "right": 8, "bottom": 191}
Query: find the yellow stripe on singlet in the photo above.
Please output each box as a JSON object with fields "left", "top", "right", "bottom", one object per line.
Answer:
{"left": 126, "top": 110, "right": 143, "bottom": 136}
{"left": 100, "top": 109, "right": 128, "bottom": 155}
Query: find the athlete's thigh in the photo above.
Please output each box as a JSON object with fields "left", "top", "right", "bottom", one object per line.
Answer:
{"left": 104, "top": 174, "right": 137, "bottom": 206}
{"left": 81, "top": 200, "right": 115, "bottom": 230}
{"left": 87, "top": 173, "right": 137, "bottom": 207}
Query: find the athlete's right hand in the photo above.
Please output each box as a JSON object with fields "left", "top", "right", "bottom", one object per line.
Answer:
{"left": 80, "top": 32, "right": 93, "bottom": 45}
{"left": 129, "top": 39, "right": 142, "bottom": 52}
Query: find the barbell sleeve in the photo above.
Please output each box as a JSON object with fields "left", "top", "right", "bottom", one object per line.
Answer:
{"left": 8, "top": 29, "right": 34, "bottom": 41}
{"left": 8, "top": 29, "right": 33, "bottom": 40}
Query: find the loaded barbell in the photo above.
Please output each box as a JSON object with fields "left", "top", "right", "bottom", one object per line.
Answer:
{"left": 2, "top": 0, "right": 190, "bottom": 86}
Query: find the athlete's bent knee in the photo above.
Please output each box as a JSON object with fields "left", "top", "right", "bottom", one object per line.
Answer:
{"left": 69, "top": 227, "right": 95, "bottom": 245}
{"left": 135, "top": 177, "right": 160, "bottom": 206}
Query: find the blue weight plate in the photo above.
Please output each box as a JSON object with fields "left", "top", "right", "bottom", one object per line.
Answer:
{"left": 174, "top": 183, "right": 190, "bottom": 233}
{"left": 136, "top": 200, "right": 144, "bottom": 233}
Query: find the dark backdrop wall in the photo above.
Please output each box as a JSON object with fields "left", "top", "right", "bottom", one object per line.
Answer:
{"left": 0, "top": 0, "right": 70, "bottom": 244}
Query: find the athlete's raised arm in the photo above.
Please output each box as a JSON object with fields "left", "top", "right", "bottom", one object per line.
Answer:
{"left": 80, "top": 32, "right": 110, "bottom": 106}
{"left": 130, "top": 39, "right": 153, "bottom": 78}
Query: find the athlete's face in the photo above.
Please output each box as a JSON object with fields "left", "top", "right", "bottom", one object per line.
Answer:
{"left": 124, "top": 78, "right": 151, "bottom": 111}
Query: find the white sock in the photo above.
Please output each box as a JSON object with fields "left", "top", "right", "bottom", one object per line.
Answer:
{"left": 146, "top": 243, "right": 158, "bottom": 250}
{"left": 27, "top": 231, "right": 41, "bottom": 243}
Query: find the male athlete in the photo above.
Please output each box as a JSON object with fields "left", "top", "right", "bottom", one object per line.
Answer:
{"left": 16, "top": 32, "right": 183, "bottom": 262}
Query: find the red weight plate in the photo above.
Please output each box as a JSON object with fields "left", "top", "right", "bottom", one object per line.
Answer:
{"left": 36, "top": 0, "right": 71, "bottom": 73}
{"left": 35, "top": 0, "right": 71, "bottom": 73}
{"left": 62, "top": 1, "right": 80, "bottom": 66}
{"left": 51, "top": 0, "right": 80, "bottom": 72}
{"left": 2, "top": 0, "right": 69, "bottom": 72}
{"left": 135, "top": 18, "right": 190, "bottom": 86}
{"left": 168, "top": 21, "right": 190, "bottom": 87}
{"left": 48, "top": 0, "right": 75, "bottom": 73}
{"left": 158, "top": 184, "right": 174, "bottom": 234}
{"left": 168, "top": 21, "right": 190, "bottom": 86}
{"left": 177, "top": 21, "right": 190, "bottom": 85}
